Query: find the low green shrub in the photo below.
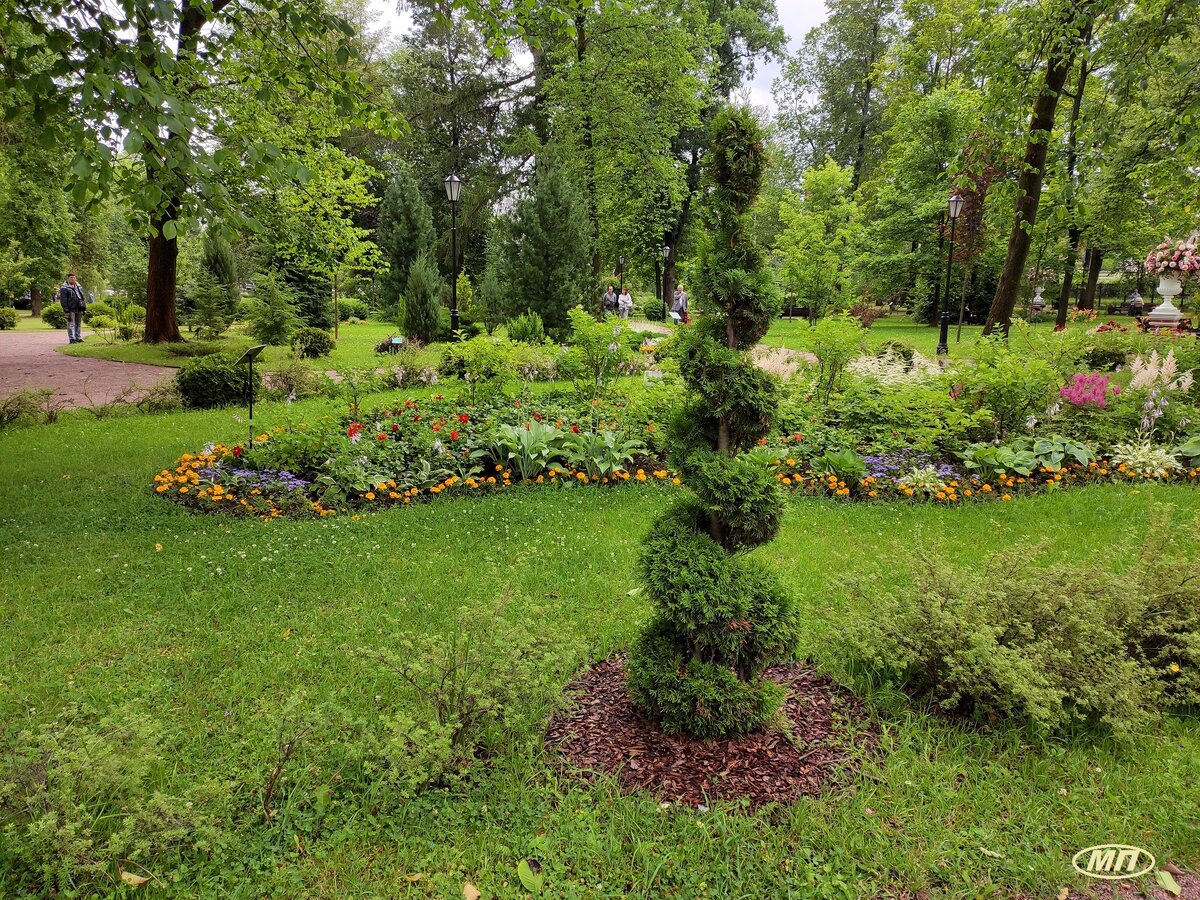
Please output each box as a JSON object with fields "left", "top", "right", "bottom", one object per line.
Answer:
{"left": 641, "top": 300, "right": 666, "bottom": 322}
{"left": 164, "top": 341, "right": 225, "bottom": 358}
{"left": 82, "top": 300, "right": 115, "bottom": 322}
{"left": 41, "top": 305, "right": 67, "bottom": 328}
{"left": 125, "top": 303, "right": 147, "bottom": 323}
{"left": 174, "top": 353, "right": 260, "bottom": 409}
{"left": 264, "top": 358, "right": 331, "bottom": 401}
{"left": 0, "top": 707, "right": 222, "bottom": 896}
{"left": 838, "top": 552, "right": 1200, "bottom": 739}
{"left": 87, "top": 314, "right": 118, "bottom": 343}
{"left": 507, "top": 310, "right": 545, "bottom": 345}
{"left": 291, "top": 326, "right": 335, "bottom": 359}
{"left": 135, "top": 381, "right": 183, "bottom": 414}
{"left": 338, "top": 297, "right": 369, "bottom": 321}
{"left": 1, "top": 387, "right": 58, "bottom": 428}
{"left": 0, "top": 306, "right": 18, "bottom": 329}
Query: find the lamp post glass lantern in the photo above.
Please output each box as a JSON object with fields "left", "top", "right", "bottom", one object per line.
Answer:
{"left": 938, "top": 193, "right": 965, "bottom": 355}
{"left": 444, "top": 174, "right": 462, "bottom": 334}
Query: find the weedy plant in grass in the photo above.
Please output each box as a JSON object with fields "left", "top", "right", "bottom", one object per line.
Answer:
{"left": 627, "top": 108, "right": 799, "bottom": 739}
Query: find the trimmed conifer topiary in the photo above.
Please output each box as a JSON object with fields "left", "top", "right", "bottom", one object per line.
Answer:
{"left": 626, "top": 107, "right": 799, "bottom": 739}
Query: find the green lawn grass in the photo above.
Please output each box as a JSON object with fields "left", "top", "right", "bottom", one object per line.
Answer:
{"left": 1, "top": 392, "right": 1197, "bottom": 898}
{"left": 57, "top": 320, "right": 441, "bottom": 373}
{"left": 763, "top": 314, "right": 1141, "bottom": 358}
{"left": 9, "top": 312, "right": 56, "bottom": 332}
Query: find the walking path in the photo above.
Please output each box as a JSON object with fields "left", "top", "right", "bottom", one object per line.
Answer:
{"left": 0, "top": 330, "right": 175, "bottom": 407}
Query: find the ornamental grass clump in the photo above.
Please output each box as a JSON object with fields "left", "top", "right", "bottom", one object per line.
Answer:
{"left": 627, "top": 108, "right": 799, "bottom": 739}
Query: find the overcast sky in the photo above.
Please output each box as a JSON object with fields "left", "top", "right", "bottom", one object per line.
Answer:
{"left": 364, "top": 0, "right": 830, "bottom": 113}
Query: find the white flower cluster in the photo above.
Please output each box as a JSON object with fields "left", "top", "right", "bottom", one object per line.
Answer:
{"left": 845, "top": 349, "right": 943, "bottom": 386}
{"left": 1128, "top": 350, "right": 1194, "bottom": 393}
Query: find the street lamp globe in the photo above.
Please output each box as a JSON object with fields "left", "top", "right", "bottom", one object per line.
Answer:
{"left": 948, "top": 193, "right": 966, "bottom": 219}
{"left": 444, "top": 174, "right": 462, "bottom": 204}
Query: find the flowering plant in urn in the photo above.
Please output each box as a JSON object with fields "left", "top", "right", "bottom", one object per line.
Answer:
{"left": 1145, "top": 234, "right": 1199, "bottom": 279}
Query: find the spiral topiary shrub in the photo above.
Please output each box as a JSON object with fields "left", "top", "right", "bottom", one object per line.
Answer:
{"left": 626, "top": 107, "right": 799, "bottom": 739}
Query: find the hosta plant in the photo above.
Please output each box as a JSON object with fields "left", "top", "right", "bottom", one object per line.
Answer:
{"left": 1111, "top": 439, "right": 1177, "bottom": 476}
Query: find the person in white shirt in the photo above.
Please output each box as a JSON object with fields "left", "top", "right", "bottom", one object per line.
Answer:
{"left": 618, "top": 287, "right": 633, "bottom": 319}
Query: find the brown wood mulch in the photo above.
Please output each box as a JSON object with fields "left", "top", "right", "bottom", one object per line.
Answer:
{"left": 545, "top": 655, "right": 872, "bottom": 810}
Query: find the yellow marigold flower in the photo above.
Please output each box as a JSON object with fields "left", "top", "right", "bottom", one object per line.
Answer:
{"left": 179, "top": 487, "right": 189, "bottom": 494}
{"left": 487, "top": 476, "right": 496, "bottom": 484}
{"left": 1001, "top": 493, "right": 1012, "bottom": 501}
{"left": 964, "top": 489, "right": 972, "bottom": 497}
{"left": 1168, "top": 663, "right": 1181, "bottom": 673}
{"left": 868, "top": 490, "right": 877, "bottom": 498}
{"left": 365, "top": 491, "right": 376, "bottom": 500}
{"left": 635, "top": 472, "right": 646, "bottom": 481}
{"left": 786, "top": 459, "right": 795, "bottom": 467}
{"left": 672, "top": 477, "right": 681, "bottom": 485}
{"left": 389, "top": 491, "right": 400, "bottom": 499}
{"left": 782, "top": 477, "right": 792, "bottom": 486}
{"left": 935, "top": 491, "right": 946, "bottom": 500}
{"left": 155, "top": 484, "right": 169, "bottom": 493}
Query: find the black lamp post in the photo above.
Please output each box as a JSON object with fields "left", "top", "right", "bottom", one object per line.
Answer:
{"left": 937, "top": 193, "right": 966, "bottom": 355}
{"left": 444, "top": 174, "right": 462, "bottom": 334}
{"left": 618, "top": 254, "right": 626, "bottom": 293}
{"left": 662, "top": 245, "right": 670, "bottom": 320}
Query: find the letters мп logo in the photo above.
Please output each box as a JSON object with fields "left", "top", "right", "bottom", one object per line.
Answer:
{"left": 1071, "top": 845, "right": 1155, "bottom": 880}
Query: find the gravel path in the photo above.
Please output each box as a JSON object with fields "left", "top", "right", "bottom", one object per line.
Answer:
{"left": 0, "top": 330, "right": 176, "bottom": 407}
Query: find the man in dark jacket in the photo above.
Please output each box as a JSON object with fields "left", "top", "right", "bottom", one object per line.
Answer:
{"left": 58, "top": 273, "right": 87, "bottom": 344}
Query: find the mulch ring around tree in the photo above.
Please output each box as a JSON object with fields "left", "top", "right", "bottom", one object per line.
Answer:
{"left": 545, "top": 655, "right": 874, "bottom": 810}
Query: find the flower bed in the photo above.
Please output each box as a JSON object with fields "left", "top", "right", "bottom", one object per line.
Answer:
{"left": 153, "top": 391, "right": 680, "bottom": 519}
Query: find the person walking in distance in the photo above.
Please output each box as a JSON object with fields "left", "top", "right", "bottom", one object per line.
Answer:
{"left": 58, "top": 273, "right": 87, "bottom": 344}
{"left": 672, "top": 284, "right": 689, "bottom": 324}
{"left": 618, "top": 286, "right": 633, "bottom": 319}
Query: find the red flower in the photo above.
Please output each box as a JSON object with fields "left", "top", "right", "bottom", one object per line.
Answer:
{"left": 376, "top": 433, "right": 387, "bottom": 441}
{"left": 458, "top": 414, "right": 469, "bottom": 424}
{"left": 450, "top": 430, "right": 460, "bottom": 441}
{"left": 534, "top": 412, "right": 543, "bottom": 422}
{"left": 434, "top": 394, "right": 443, "bottom": 400}
{"left": 232, "top": 445, "right": 244, "bottom": 457}
{"left": 433, "top": 422, "right": 442, "bottom": 432}
{"left": 392, "top": 423, "right": 399, "bottom": 432}
{"left": 571, "top": 424, "right": 581, "bottom": 434}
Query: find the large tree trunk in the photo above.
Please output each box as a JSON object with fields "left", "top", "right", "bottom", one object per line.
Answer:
{"left": 144, "top": 208, "right": 182, "bottom": 343}
{"left": 30, "top": 286, "right": 42, "bottom": 317}
{"left": 1082, "top": 248, "right": 1102, "bottom": 309}
{"left": 574, "top": 12, "right": 602, "bottom": 277}
{"left": 1057, "top": 227, "right": 1081, "bottom": 328}
{"left": 983, "top": 7, "right": 1087, "bottom": 336}
{"left": 1055, "top": 30, "right": 1091, "bottom": 330}
{"left": 850, "top": 18, "right": 880, "bottom": 191}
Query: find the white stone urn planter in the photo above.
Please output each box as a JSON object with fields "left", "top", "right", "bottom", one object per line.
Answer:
{"left": 1147, "top": 274, "right": 1184, "bottom": 328}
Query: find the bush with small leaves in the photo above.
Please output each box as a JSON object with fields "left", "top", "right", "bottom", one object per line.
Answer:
{"left": 338, "top": 297, "right": 369, "bottom": 321}
{"left": 41, "top": 305, "right": 67, "bottom": 329}
{"left": 0, "top": 306, "right": 17, "bottom": 329}
{"left": 291, "top": 326, "right": 335, "bottom": 359}
{"left": 174, "top": 353, "right": 260, "bottom": 409}
{"left": 0, "top": 707, "right": 222, "bottom": 896}
{"left": 641, "top": 300, "right": 666, "bottom": 322}
{"left": 627, "top": 107, "right": 798, "bottom": 739}
{"left": 507, "top": 309, "right": 545, "bottom": 344}
{"left": 837, "top": 551, "right": 1200, "bottom": 739}
{"left": 81, "top": 300, "right": 115, "bottom": 322}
